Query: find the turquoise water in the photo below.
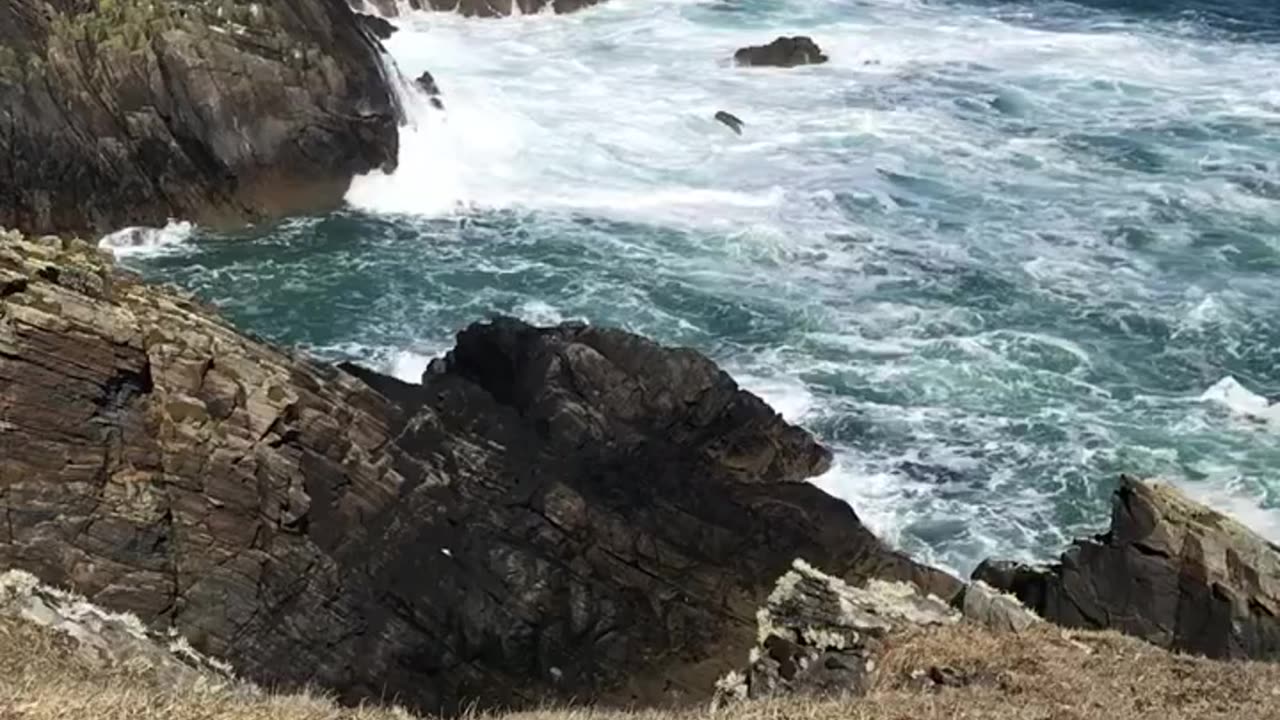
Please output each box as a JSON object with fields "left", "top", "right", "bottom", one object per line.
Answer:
{"left": 114, "top": 0, "right": 1280, "bottom": 574}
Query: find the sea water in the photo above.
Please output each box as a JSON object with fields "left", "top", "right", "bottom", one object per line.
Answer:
{"left": 109, "top": 0, "right": 1280, "bottom": 574}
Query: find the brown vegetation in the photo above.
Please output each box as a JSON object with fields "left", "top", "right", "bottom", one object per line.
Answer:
{"left": 3, "top": 612, "right": 1278, "bottom": 720}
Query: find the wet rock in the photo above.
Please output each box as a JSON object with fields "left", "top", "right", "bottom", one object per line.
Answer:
{"left": 415, "top": 70, "right": 445, "bottom": 109}
{"left": 0, "top": 0, "right": 399, "bottom": 236}
{"left": 715, "top": 111, "right": 745, "bottom": 135}
{"left": 0, "top": 231, "right": 959, "bottom": 716}
{"left": 974, "top": 475, "right": 1280, "bottom": 659}
{"left": 714, "top": 559, "right": 959, "bottom": 707}
{"left": 734, "top": 36, "right": 829, "bottom": 68}
{"left": 357, "top": 12, "right": 397, "bottom": 39}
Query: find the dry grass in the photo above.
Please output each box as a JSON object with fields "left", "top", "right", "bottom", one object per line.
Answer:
{"left": 2, "top": 615, "right": 1279, "bottom": 720}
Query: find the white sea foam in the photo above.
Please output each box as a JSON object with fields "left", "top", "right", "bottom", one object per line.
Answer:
{"left": 1200, "top": 377, "right": 1280, "bottom": 426}
{"left": 320, "top": 0, "right": 1280, "bottom": 573}
{"left": 98, "top": 221, "right": 195, "bottom": 257}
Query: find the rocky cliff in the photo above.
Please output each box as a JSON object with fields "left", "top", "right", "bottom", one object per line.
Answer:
{"left": 0, "top": 0, "right": 399, "bottom": 236}
{"left": 975, "top": 475, "right": 1280, "bottom": 660}
{"left": 0, "top": 229, "right": 957, "bottom": 715}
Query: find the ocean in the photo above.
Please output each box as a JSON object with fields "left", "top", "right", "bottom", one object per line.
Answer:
{"left": 106, "top": 0, "right": 1280, "bottom": 575}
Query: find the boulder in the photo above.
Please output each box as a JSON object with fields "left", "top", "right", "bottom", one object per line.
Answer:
{"left": 0, "top": 0, "right": 400, "bottom": 237}
{"left": 733, "top": 36, "right": 828, "bottom": 68}
{"left": 973, "top": 475, "right": 1280, "bottom": 660}
{"left": 0, "top": 231, "right": 959, "bottom": 715}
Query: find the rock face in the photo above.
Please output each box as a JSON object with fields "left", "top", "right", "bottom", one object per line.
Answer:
{"left": 362, "top": 0, "right": 602, "bottom": 18}
{"left": 0, "top": 230, "right": 958, "bottom": 715}
{"left": 733, "top": 36, "right": 829, "bottom": 68}
{"left": 714, "top": 559, "right": 959, "bottom": 706}
{"left": 974, "top": 475, "right": 1280, "bottom": 660}
{"left": 0, "top": 0, "right": 399, "bottom": 237}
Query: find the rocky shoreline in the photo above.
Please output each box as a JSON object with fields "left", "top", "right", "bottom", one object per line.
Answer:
{"left": 3, "top": 226, "right": 1280, "bottom": 714}
{"left": 2, "top": 0, "right": 1280, "bottom": 716}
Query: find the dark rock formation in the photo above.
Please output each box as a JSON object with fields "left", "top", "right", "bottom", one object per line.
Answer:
{"left": 357, "top": 12, "right": 398, "bottom": 39}
{"left": 0, "top": 0, "right": 400, "bottom": 237}
{"left": 714, "top": 111, "right": 744, "bottom": 135}
{"left": 974, "top": 475, "right": 1280, "bottom": 660}
{"left": 0, "top": 231, "right": 959, "bottom": 715}
{"left": 733, "top": 36, "right": 829, "bottom": 68}
{"left": 371, "top": 0, "right": 602, "bottom": 18}
{"left": 415, "top": 70, "right": 445, "bottom": 110}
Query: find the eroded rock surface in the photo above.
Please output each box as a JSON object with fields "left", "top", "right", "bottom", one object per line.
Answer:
{"left": 0, "top": 231, "right": 958, "bottom": 715}
{"left": 974, "top": 475, "right": 1280, "bottom": 659}
{"left": 0, "top": 0, "right": 399, "bottom": 236}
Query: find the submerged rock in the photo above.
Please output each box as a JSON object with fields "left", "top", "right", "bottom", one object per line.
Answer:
{"left": 974, "top": 475, "right": 1280, "bottom": 660}
{"left": 415, "top": 70, "right": 445, "bottom": 109}
{"left": 734, "top": 36, "right": 829, "bottom": 68}
{"left": 0, "top": 231, "right": 957, "bottom": 715}
{"left": 0, "top": 0, "right": 399, "bottom": 236}
{"left": 714, "top": 110, "right": 745, "bottom": 135}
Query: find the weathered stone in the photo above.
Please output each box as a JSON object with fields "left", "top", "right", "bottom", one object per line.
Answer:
{"left": 733, "top": 36, "right": 828, "bottom": 68}
{"left": 974, "top": 475, "right": 1280, "bottom": 659}
{"left": 715, "top": 559, "right": 958, "bottom": 707}
{"left": 959, "top": 580, "right": 1040, "bottom": 634}
{"left": 0, "top": 0, "right": 399, "bottom": 236}
{"left": 0, "top": 232, "right": 959, "bottom": 715}
{"left": 0, "top": 569, "right": 240, "bottom": 691}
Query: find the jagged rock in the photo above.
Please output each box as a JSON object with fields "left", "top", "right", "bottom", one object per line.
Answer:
{"left": 357, "top": 12, "right": 398, "bottom": 38}
{"left": 959, "top": 580, "right": 1040, "bottom": 634}
{"left": 714, "top": 559, "right": 958, "bottom": 706}
{"left": 0, "top": 569, "right": 240, "bottom": 691}
{"left": 974, "top": 475, "right": 1280, "bottom": 659}
{"left": 714, "top": 111, "right": 744, "bottom": 135}
{"left": 733, "top": 36, "right": 829, "bottom": 68}
{"left": 0, "top": 232, "right": 959, "bottom": 715}
{"left": 0, "top": 0, "right": 399, "bottom": 237}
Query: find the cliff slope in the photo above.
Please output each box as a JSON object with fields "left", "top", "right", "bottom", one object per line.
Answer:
{"left": 0, "top": 0, "right": 399, "bottom": 236}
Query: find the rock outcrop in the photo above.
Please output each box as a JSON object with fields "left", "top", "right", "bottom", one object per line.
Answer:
{"left": 974, "top": 475, "right": 1280, "bottom": 660}
{"left": 714, "top": 559, "right": 959, "bottom": 706}
{"left": 0, "top": 230, "right": 958, "bottom": 715}
{"left": 0, "top": 0, "right": 399, "bottom": 237}
{"left": 733, "top": 36, "right": 828, "bottom": 68}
